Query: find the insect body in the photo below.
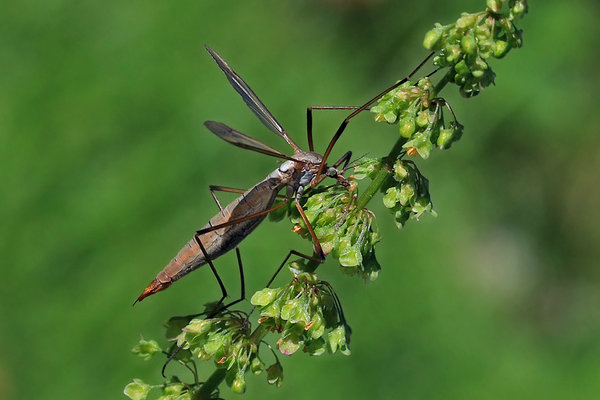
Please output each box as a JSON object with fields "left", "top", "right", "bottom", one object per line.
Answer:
{"left": 136, "top": 47, "right": 345, "bottom": 303}
{"left": 137, "top": 146, "right": 328, "bottom": 302}
{"left": 136, "top": 45, "right": 433, "bottom": 304}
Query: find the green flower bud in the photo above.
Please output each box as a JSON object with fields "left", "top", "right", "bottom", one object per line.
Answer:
{"left": 251, "top": 356, "right": 265, "bottom": 375}
{"left": 511, "top": 0, "right": 527, "bottom": 17}
{"left": 398, "top": 115, "right": 416, "bottom": 138}
{"left": 124, "top": 379, "right": 152, "bottom": 400}
{"left": 232, "top": 374, "right": 246, "bottom": 394}
{"left": 131, "top": 338, "right": 162, "bottom": 361}
{"left": 250, "top": 288, "right": 282, "bottom": 306}
{"left": 437, "top": 127, "right": 454, "bottom": 149}
{"left": 416, "top": 110, "right": 431, "bottom": 128}
{"left": 472, "top": 69, "right": 484, "bottom": 78}
{"left": 493, "top": 40, "right": 510, "bottom": 58}
{"left": 308, "top": 312, "right": 326, "bottom": 339}
{"left": 163, "top": 383, "right": 186, "bottom": 396}
{"left": 339, "top": 244, "right": 363, "bottom": 267}
{"left": 353, "top": 158, "right": 381, "bottom": 180}
{"left": 417, "top": 77, "right": 433, "bottom": 91}
{"left": 393, "top": 160, "right": 408, "bottom": 181}
{"left": 304, "top": 337, "right": 327, "bottom": 356}
{"left": 383, "top": 187, "right": 400, "bottom": 208}
{"left": 474, "top": 56, "right": 488, "bottom": 71}
{"left": 328, "top": 325, "right": 351, "bottom": 356}
{"left": 399, "top": 182, "right": 416, "bottom": 206}
{"left": 461, "top": 33, "right": 477, "bottom": 55}
{"left": 412, "top": 197, "right": 434, "bottom": 219}
{"left": 266, "top": 362, "right": 284, "bottom": 388}
{"left": 393, "top": 206, "right": 410, "bottom": 229}
{"left": 278, "top": 333, "right": 301, "bottom": 355}
{"left": 403, "top": 131, "right": 433, "bottom": 159}
{"left": 445, "top": 44, "right": 462, "bottom": 63}
{"left": 454, "top": 59, "right": 470, "bottom": 77}
{"left": 182, "top": 319, "right": 213, "bottom": 335}
{"left": 423, "top": 23, "right": 444, "bottom": 50}
{"left": 383, "top": 110, "right": 398, "bottom": 124}
{"left": 456, "top": 13, "right": 478, "bottom": 29}
{"left": 487, "top": 0, "right": 504, "bottom": 13}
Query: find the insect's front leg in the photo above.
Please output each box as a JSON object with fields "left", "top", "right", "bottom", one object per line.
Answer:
{"left": 307, "top": 106, "right": 367, "bottom": 152}
{"left": 315, "top": 51, "right": 436, "bottom": 180}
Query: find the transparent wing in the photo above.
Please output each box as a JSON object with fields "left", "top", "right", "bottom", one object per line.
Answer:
{"left": 205, "top": 45, "right": 301, "bottom": 152}
{"left": 204, "top": 121, "right": 296, "bottom": 161}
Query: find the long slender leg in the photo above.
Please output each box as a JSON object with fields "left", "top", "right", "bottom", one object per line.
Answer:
{"left": 204, "top": 186, "right": 254, "bottom": 316}
{"left": 246, "top": 248, "right": 324, "bottom": 322}
{"left": 332, "top": 151, "right": 352, "bottom": 170}
{"left": 307, "top": 106, "right": 367, "bottom": 152}
{"left": 193, "top": 233, "right": 227, "bottom": 316}
{"left": 314, "top": 52, "right": 437, "bottom": 182}
{"left": 294, "top": 199, "right": 325, "bottom": 262}
{"left": 162, "top": 187, "right": 251, "bottom": 377}
{"left": 194, "top": 199, "right": 289, "bottom": 237}
{"left": 161, "top": 231, "right": 226, "bottom": 377}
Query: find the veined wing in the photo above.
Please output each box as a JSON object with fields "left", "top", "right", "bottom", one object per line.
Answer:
{"left": 205, "top": 45, "right": 301, "bottom": 153}
{"left": 204, "top": 121, "right": 297, "bottom": 161}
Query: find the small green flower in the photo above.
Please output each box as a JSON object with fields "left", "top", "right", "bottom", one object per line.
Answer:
{"left": 423, "top": 22, "right": 444, "bottom": 50}
{"left": 382, "top": 159, "right": 436, "bottom": 229}
{"left": 266, "top": 362, "right": 284, "bottom": 388}
{"left": 131, "top": 338, "right": 162, "bottom": 361}
{"left": 328, "top": 325, "right": 351, "bottom": 356}
{"left": 423, "top": 2, "right": 526, "bottom": 97}
{"left": 124, "top": 379, "right": 152, "bottom": 400}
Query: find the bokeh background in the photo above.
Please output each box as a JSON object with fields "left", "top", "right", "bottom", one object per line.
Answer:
{"left": 2, "top": 0, "right": 600, "bottom": 399}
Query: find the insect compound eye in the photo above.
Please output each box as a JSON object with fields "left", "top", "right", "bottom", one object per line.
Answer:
{"left": 326, "top": 167, "right": 338, "bottom": 177}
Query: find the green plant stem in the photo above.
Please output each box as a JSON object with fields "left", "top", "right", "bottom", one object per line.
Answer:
{"left": 194, "top": 368, "right": 227, "bottom": 400}
{"left": 355, "top": 69, "right": 452, "bottom": 210}
{"left": 355, "top": 138, "right": 406, "bottom": 210}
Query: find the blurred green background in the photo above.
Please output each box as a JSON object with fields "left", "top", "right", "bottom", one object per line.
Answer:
{"left": 2, "top": 0, "right": 600, "bottom": 399}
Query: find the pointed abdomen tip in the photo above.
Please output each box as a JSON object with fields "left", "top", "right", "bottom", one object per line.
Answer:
{"left": 135, "top": 278, "right": 171, "bottom": 304}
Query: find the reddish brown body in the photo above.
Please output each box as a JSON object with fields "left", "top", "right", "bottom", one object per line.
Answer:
{"left": 137, "top": 174, "right": 287, "bottom": 302}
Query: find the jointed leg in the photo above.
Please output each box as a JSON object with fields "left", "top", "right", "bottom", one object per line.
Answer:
{"left": 307, "top": 106, "right": 368, "bottom": 152}
{"left": 203, "top": 185, "right": 254, "bottom": 317}
{"left": 162, "top": 187, "right": 252, "bottom": 376}
{"left": 314, "top": 52, "right": 437, "bottom": 182}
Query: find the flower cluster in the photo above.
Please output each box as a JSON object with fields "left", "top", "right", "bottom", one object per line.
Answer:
{"left": 251, "top": 272, "right": 351, "bottom": 357}
{"left": 383, "top": 159, "right": 436, "bottom": 229}
{"left": 370, "top": 77, "right": 463, "bottom": 158}
{"left": 124, "top": 377, "right": 192, "bottom": 400}
{"left": 174, "top": 314, "right": 259, "bottom": 394}
{"left": 284, "top": 187, "right": 382, "bottom": 282}
{"left": 423, "top": 0, "right": 528, "bottom": 97}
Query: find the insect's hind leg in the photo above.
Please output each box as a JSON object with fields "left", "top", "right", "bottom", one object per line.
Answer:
{"left": 161, "top": 186, "right": 250, "bottom": 377}
{"left": 201, "top": 185, "right": 252, "bottom": 317}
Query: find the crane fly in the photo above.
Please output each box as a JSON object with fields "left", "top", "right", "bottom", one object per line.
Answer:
{"left": 135, "top": 45, "right": 434, "bottom": 308}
